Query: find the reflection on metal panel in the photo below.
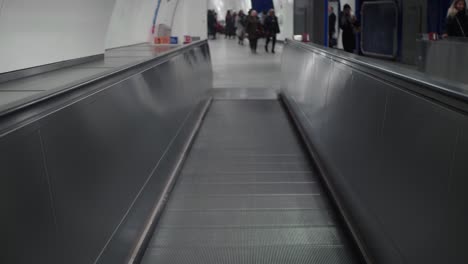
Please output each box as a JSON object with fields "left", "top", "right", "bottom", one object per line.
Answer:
{"left": 281, "top": 39, "right": 467, "bottom": 264}
{"left": 417, "top": 38, "right": 468, "bottom": 84}
{"left": 0, "top": 41, "right": 212, "bottom": 264}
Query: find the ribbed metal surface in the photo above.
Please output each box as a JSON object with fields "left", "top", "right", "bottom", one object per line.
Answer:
{"left": 159, "top": 210, "right": 335, "bottom": 227}
{"left": 142, "top": 246, "right": 355, "bottom": 264}
{"left": 141, "top": 100, "right": 358, "bottom": 264}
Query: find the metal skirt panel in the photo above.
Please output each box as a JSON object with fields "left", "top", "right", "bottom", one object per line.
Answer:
{"left": 0, "top": 41, "right": 212, "bottom": 264}
{"left": 281, "top": 40, "right": 468, "bottom": 263}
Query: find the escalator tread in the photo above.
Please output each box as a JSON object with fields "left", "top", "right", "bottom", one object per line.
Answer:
{"left": 141, "top": 100, "right": 358, "bottom": 264}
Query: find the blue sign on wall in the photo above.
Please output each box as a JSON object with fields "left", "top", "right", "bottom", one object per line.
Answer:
{"left": 427, "top": 0, "right": 451, "bottom": 33}
{"left": 251, "top": 0, "right": 274, "bottom": 13}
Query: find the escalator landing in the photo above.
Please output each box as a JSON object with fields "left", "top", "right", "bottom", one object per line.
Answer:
{"left": 141, "top": 100, "right": 359, "bottom": 264}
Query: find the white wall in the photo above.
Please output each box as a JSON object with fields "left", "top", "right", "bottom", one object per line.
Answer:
{"left": 0, "top": 0, "right": 116, "bottom": 73}
{"left": 155, "top": 0, "right": 180, "bottom": 29}
{"left": 0, "top": 0, "right": 209, "bottom": 73}
{"left": 153, "top": 0, "right": 207, "bottom": 41}
{"left": 106, "top": 0, "right": 158, "bottom": 49}
{"left": 0, "top": 0, "right": 5, "bottom": 13}
{"left": 171, "top": 0, "right": 208, "bottom": 40}
{"left": 273, "top": 0, "right": 294, "bottom": 41}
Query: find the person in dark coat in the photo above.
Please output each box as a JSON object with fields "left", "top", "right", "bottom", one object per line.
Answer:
{"left": 329, "top": 6, "right": 337, "bottom": 47}
{"left": 225, "top": 10, "right": 234, "bottom": 39}
{"left": 232, "top": 12, "right": 237, "bottom": 38}
{"left": 207, "top": 10, "right": 217, "bottom": 39}
{"left": 264, "top": 9, "right": 280, "bottom": 53}
{"left": 245, "top": 10, "right": 260, "bottom": 53}
{"left": 340, "top": 4, "right": 359, "bottom": 53}
{"left": 445, "top": 0, "right": 468, "bottom": 37}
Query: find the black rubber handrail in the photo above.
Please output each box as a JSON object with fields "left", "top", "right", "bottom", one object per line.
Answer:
{"left": 0, "top": 40, "right": 208, "bottom": 117}
{"left": 286, "top": 39, "right": 468, "bottom": 109}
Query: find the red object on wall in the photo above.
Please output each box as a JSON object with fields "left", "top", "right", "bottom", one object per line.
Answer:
{"left": 428, "top": 32, "right": 439, "bottom": 41}
{"left": 184, "top": 35, "right": 192, "bottom": 44}
{"left": 160, "top": 36, "right": 170, "bottom": 44}
{"left": 154, "top": 36, "right": 170, "bottom": 44}
{"left": 302, "top": 33, "right": 310, "bottom": 42}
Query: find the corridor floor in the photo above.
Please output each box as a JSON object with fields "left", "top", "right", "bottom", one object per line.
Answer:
{"left": 209, "top": 38, "right": 282, "bottom": 91}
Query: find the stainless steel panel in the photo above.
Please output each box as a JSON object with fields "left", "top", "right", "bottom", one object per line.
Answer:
{"left": 0, "top": 68, "right": 112, "bottom": 91}
{"left": 0, "top": 90, "right": 41, "bottom": 105}
{"left": 327, "top": 71, "right": 387, "bottom": 181}
{"left": 0, "top": 54, "right": 104, "bottom": 83}
{"left": 0, "top": 41, "right": 212, "bottom": 264}
{"left": 281, "top": 40, "right": 468, "bottom": 264}
{"left": 286, "top": 41, "right": 468, "bottom": 106}
{"left": 283, "top": 49, "right": 332, "bottom": 150}
{"left": 321, "top": 67, "right": 401, "bottom": 263}
{"left": 0, "top": 43, "right": 179, "bottom": 116}
{"left": 40, "top": 76, "right": 182, "bottom": 264}
{"left": 417, "top": 38, "right": 468, "bottom": 84}
{"left": 105, "top": 45, "right": 178, "bottom": 58}
{"left": 97, "top": 98, "right": 212, "bottom": 264}
{"left": 0, "top": 129, "right": 58, "bottom": 264}
{"left": 76, "top": 58, "right": 142, "bottom": 69}
{"left": 449, "top": 120, "right": 468, "bottom": 263}
{"left": 376, "top": 88, "right": 458, "bottom": 264}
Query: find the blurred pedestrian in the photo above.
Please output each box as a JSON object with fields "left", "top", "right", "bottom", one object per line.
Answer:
{"left": 207, "top": 10, "right": 217, "bottom": 39}
{"left": 225, "top": 10, "right": 234, "bottom": 39}
{"left": 340, "top": 4, "right": 359, "bottom": 53}
{"left": 264, "top": 9, "right": 280, "bottom": 53}
{"left": 246, "top": 10, "right": 260, "bottom": 53}
{"left": 329, "top": 6, "right": 337, "bottom": 47}
{"left": 236, "top": 10, "right": 246, "bottom": 45}
{"left": 444, "top": 0, "right": 468, "bottom": 37}
{"left": 232, "top": 12, "right": 238, "bottom": 39}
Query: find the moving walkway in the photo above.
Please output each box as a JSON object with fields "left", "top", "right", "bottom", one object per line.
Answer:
{"left": 2, "top": 39, "right": 465, "bottom": 264}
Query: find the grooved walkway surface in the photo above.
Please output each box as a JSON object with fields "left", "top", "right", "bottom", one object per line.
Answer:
{"left": 141, "top": 100, "right": 359, "bottom": 264}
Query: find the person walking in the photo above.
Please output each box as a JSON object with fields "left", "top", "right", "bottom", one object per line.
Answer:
{"left": 340, "top": 4, "right": 359, "bottom": 53}
{"left": 236, "top": 10, "right": 246, "bottom": 45}
{"left": 245, "top": 10, "right": 260, "bottom": 53}
{"left": 444, "top": 0, "right": 468, "bottom": 37}
{"left": 264, "top": 9, "right": 280, "bottom": 53}
{"left": 232, "top": 12, "right": 238, "bottom": 39}
{"left": 225, "top": 10, "right": 234, "bottom": 39}
{"left": 329, "top": 6, "right": 337, "bottom": 47}
{"left": 208, "top": 10, "right": 217, "bottom": 39}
